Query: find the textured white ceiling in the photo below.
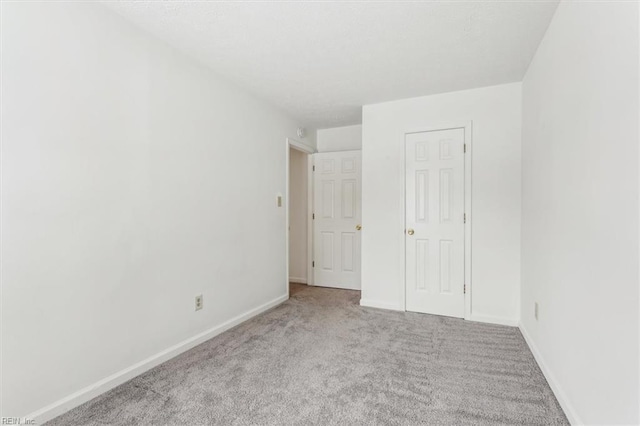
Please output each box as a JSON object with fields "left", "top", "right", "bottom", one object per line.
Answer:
{"left": 104, "top": 1, "right": 559, "bottom": 129}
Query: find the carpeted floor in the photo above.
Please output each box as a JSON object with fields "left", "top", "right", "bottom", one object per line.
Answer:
{"left": 46, "top": 283, "right": 568, "bottom": 425}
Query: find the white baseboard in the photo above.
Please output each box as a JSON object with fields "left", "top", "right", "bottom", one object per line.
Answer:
{"left": 519, "top": 324, "right": 581, "bottom": 425}
{"left": 360, "top": 299, "right": 404, "bottom": 311}
{"left": 468, "top": 314, "right": 519, "bottom": 327}
{"left": 28, "top": 294, "right": 289, "bottom": 424}
{"left": 289, "top": 277, "right": 307, "bottom": 284}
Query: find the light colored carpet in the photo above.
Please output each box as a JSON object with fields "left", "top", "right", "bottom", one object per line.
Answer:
{"left": 46, "top": 284, "right": 568, "bottom": 425}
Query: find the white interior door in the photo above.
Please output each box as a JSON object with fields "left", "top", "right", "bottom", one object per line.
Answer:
{"left": 405, "top": 128, "right": 465, "bottom": 317}
{"left": 313, "top": 151, "right": 362, "bottom": 290}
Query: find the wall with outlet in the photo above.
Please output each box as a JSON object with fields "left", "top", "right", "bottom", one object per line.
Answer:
{"left": 520, "top": 1, "right": 639, "bottom": 424}
{"left": 1, "top": 2, "right": 315, "bottom": 420}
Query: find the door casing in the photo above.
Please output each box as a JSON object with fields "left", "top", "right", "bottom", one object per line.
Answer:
{"left": 285, "top": 137, "right": 315, "bottom": 296}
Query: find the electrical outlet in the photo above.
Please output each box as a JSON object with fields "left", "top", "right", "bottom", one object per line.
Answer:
{"left": 195, "top": 295, "right": 203, "bottom": 311}
{"left": 534, "top": 302, "right": 539, "bottom": 320}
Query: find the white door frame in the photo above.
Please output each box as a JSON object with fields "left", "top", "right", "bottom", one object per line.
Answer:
{"left": 285, "top": 137, "right": 316, "bottom": 296}
{"left": 401, "top": 122, "right": 473, "bottom": 320}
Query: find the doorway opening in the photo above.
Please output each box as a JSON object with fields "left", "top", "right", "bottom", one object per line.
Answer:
{"left": 286, "top": 138, "right": 314, "bottom": 297}
{"left": 285, "top": 138, "right": 364, "bottom": 299}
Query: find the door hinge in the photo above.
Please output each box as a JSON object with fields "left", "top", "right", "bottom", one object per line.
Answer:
{"left": 312, "top": 261, "right": 315, "bottom": 267}
{"left": 313, "top": 165, "right": 315, "bottom": 171}
{"left": 464, "top": 213, "right": 466, "bottom": 224}
{"left": 464, "top": 284, "right": 466, "bottom": 294}
{"left": 312, "top": 213, "right": 315, "bottom": 219}
{"left": 464, "top": 144, "right": 467, "bottom": 153}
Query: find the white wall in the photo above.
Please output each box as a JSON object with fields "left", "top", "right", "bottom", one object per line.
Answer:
{"left": 289, "top": 148, "right": 308, "bottom": 283}
{"left": 361, "top": 83, "right": 522, "bottom": 325}
{"left": 317, "top": 125, "right": 362, "bottom": 152}
{"left": 1, "top": 2, "right": 314, "bottom": 419}
{"left": 520, "top": 2, "right": 639, "bottom": 424}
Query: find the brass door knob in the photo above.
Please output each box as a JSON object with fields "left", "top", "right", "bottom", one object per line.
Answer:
{"left": 356, "top": 224, "right": 362, "bottom": 231}
{"left": 407, "top": 229, "right": 415, "bottom": 235}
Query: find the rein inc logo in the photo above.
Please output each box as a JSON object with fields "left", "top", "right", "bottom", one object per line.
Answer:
{"left": 1, "top": 419, "right": 35, "bottom": 425}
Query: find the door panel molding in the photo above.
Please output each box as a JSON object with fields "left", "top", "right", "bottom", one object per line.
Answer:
{"left": 285, "top": 138, "right": 316, "bottom": 294}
